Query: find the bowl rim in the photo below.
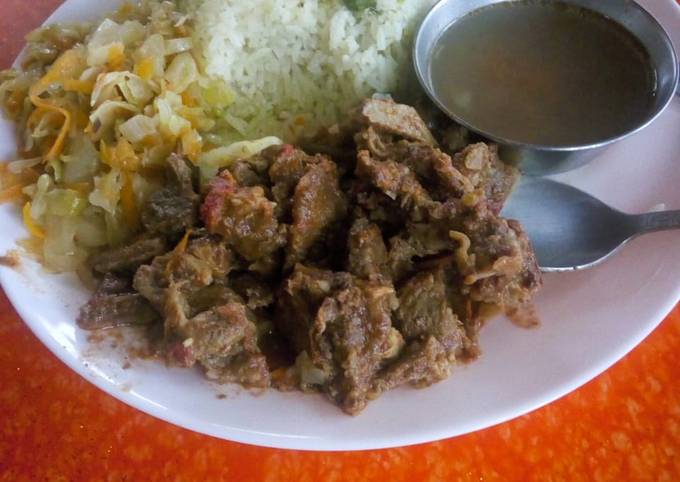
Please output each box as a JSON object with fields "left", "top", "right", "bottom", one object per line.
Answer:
{"left": 413, "top": 0, "right": 680, "bottom": 153}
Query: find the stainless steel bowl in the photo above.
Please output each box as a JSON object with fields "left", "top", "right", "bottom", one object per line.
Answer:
{"left": 413, "top": 0, "right": 679, "bottom": 175}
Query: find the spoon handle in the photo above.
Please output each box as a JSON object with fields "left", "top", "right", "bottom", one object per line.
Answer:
{"left": 631, "top": 210, "right": 680, "bottom": 234}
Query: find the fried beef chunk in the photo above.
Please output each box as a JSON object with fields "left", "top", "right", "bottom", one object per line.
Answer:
{"left": 355, "top": 150, "right": 434, "bottom": 221}
{"left": 79, "top": 99, "right": 541, "bottom": 414}
{"left": 167, "top": 300, "right": 270, "bottom": 388}
{"left": 201, "top": 169, "right": 285, "bottom": 266}
{"left": 346, "top": 218, "right": 389, "bottom": 280}
{"left": 450, "top": 143, "right": 518, "bottom": 214}
{"left": 268, "top": 144, "right": 322, "bottom": 216}
{"left": 77, "top": 273, "right": 158, "bottom": 330}
{"left": 141, "top": 154, "right": 199, "bottom": 238}
{"left": 395, "top": 268, "right": 466, "bottom": 359}
{"left": 287, "top": 158, "right": 347, "bottom": 267}
{"left": 133, "top": 234, "right": 233, "bottom": 311}
{"left": 88, "top": 236, "right": 167, "bottom": 274}
{"left": 277, "top": 265, "right": 402, "bottom": 414}
{"left": 132, "top": 233, "right": 270, "bottom": 387}
{"left": 356, "top": 98, "right": 437, "bottom": 146}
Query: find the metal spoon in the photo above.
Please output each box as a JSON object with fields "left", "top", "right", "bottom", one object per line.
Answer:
{"left": 501, "top": 177, "right": 680, "bottom": 272}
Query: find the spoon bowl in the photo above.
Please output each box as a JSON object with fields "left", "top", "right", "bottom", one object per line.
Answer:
{"left": 501, "top": 178, "right": 680, "bottom": 271}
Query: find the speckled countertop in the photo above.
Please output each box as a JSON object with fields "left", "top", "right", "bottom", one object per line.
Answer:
{"left": 1, "top": 1, "right": 679, "bottom": 480}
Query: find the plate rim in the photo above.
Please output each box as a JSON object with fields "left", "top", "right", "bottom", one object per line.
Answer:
{"left": 0, "top": 0, "right": 679, "bottom": 451}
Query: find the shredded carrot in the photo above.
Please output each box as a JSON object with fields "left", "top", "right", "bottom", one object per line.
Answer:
{"left": 134, "top": 57, "right": 155, "bottom": 81}
{"left": 107, "top": 44, "right": 126, "bottom": 71}
{"left": 165, "top": 229, "right": 193, "bottom": 277}
{"left": 23, "top": 49, "right": 87, "bottom": 161}
{"left": 63, "top": 182, "right": 92, "bottom": 196}
{"left": 30, "top": 49, "right": 85, "bottom": 95}
{"left": 28, "top": 97, "right": 71, "bottom": 161}
{"left": 181, "top": 90, "right": 197, "bottom": 107}
{"left": 72, "top": 109, "right": 89, "bottom": 129}
{"left": 181, "top": 129, "right": 202, "bottom": 164}
{"left": 63, "top": 79, "right": 95, "bottom": 94}
{"left": 175, "top": 229, "right": 192, "bottom": 255}
{"left": 22, "top": 202, "right": 45, "bottom": 239}
{"left": 120, "top": 171, "right": 139, "bottom": 230}
{"left": 26, "top": 106, "right": 50, "bottom": 129}
{"left": 0, "top": 185, "right": 25, "bottom": 204}
{"left": 101, "top": 138, "right": 140, "bottom": 171}
{"left": 99, "top": 140, "right": 113, "bottom": 165}
{"left": 110, "top": 138, "right": 140, "bottom": 171}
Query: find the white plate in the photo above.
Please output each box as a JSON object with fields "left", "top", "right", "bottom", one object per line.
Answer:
{"left": 1, "top": 0, "right": 679, "bottom": 451}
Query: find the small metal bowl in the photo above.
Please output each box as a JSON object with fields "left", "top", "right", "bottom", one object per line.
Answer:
{"left": 413, "top": 0, "right": 679, "bottom": 175}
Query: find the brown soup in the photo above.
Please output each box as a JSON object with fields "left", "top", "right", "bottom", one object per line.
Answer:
{"left": 430, "top": 1, "right": 656, "bottom": 146}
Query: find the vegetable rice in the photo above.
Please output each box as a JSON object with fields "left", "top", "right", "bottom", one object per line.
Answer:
{"left": 191, "top": 0, "right": 435, "bottom": 141}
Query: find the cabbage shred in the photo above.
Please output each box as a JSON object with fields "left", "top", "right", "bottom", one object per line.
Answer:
{"left": 0, "top": 0, "right": 280, "bottom": 272}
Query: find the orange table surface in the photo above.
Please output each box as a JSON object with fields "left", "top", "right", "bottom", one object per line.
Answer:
{"left": 1, "top": 1, "right": 680, "bottom": 480}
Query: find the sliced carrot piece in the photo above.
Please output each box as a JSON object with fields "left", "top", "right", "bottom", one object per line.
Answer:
{"left": 99, "top": 140, "right": 113, "bottom": 166}
{"left": 28, "top": 97, "right": 71, "bottom": 161}
{"left": 181, "top": 90, "right": 197, "bottom": 107}
{"left": 164, "top": 229, "right": 193, "bottom": 277}
{"left": 29, "top": 49, "right": 85, "bottom": 96}
{"left": 27, "top": 49, "right": 86, "bottom": 161}
{"left": 115, "top": 138, "right": 140, "bottom": 171}
{"left": 63, "top": 181, "right": 92, "bottom": 196}
{"left": 63, "top": 79, "right": 95, "bottom": 94}
{"left": 135, "top": 57, "right": 155, "bottom": 81}
{"left": 22, "top": 202, "right": 45, "bottom": 239}
{"left": 107, "top": 44, "right": 126, "bottom": 71}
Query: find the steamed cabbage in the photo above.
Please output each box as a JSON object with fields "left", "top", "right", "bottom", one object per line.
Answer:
{"left": 0, "top": 0, "right": 285, "bottom": 273}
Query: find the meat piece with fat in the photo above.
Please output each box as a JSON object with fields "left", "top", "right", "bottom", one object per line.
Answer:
{"left": 371, "top": 337, "right": 451, "bottom": 394}
{"left": 141, "top": 155, "right": 199, "bottom": 238}
{"left": 364, "top": 139, "right": 474, "bottom": 200}
{"left": 450, "top": 143, "right": 519, "bottom": 214}
{"left": 201, "top": 170, "right": 285, "bottom": 264}
{"left": 133, "top": 234, "right": 233, "bottom": 311}
{"left": 77, "top": 273, "right": 158, "bottom": 330}
{"left": 167, "top": 300, "right": 270, "bottom": 388}
{"left": 77, "top": 293, "right": 158, "bottom": 330}
{"left": 268, "top": 144, "right": 324, "bottom": 217}
{"left": 89, "top": 236, "right": 167, "bottom": 274}
{"left": 355, "top": 150, "right": 433, "bottom": 221}
{"left": 356, "top": 98, "right": 437, "bottom": 146}
{"left": 277, "top": 265, "right": 402, "bottom": 414}
{"left": 395, "top": 268, "right": 466, "bottom": 359}
{"left": 346, "top": 217, "right": 389, "bottom": 280}
{"left": 458, "top": 214, "right": 541, "bottom": 310}
{"left": 287, "top": 158, "right": 347, "bottom": 267}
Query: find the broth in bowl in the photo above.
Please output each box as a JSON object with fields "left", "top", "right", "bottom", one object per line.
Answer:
{"left": 429, "top": 1, "right": 657, "bottom": 146}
